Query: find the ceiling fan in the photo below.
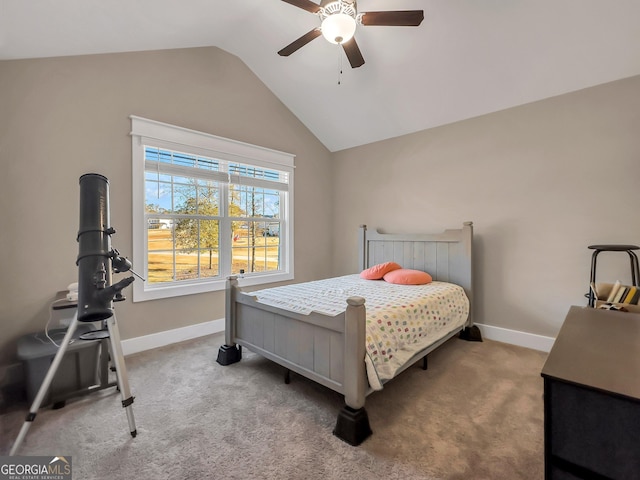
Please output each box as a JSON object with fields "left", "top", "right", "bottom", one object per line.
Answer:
{"left": 278, "top": 0, "right": 424, "bottom": 68}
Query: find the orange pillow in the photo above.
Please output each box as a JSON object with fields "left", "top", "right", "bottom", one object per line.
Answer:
{"left": 383, "top": 269, "right": 433, "bottom": 285}
{"left": 360, "top": 262, "right": 402, "bottom": 280}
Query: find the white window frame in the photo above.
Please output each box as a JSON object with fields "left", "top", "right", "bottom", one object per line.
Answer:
{"left": 130, "top": 116, "right": 295, "bottom": 302}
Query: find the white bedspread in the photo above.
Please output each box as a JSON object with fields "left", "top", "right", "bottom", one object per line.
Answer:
{"left": 250, "top": 274, "right": 469, "bottom": 390}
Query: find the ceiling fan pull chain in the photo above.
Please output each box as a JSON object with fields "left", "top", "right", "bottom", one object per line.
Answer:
{"left": 337, "top": 45, "right": 343, "bottom": 85}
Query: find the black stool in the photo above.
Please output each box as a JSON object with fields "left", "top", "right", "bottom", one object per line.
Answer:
{"left": 588, "top": 244, "right": 640, "bottom": 307}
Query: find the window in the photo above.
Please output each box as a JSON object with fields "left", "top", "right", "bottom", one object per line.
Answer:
{"left": 130, "top": 116, "right": 294, "bottom": 301}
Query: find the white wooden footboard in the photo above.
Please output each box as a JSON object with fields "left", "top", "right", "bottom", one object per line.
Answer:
{"left": 225, "top": 276, "right": 367, "bottom": 410}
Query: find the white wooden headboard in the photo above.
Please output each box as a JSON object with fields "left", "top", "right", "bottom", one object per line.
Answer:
{"left": 357, "top": 222, "right": 474, "bottom": 324}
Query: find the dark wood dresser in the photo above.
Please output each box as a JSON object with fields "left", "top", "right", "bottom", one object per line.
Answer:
{"left": 541, "top": 306, "right": 640, "bottom": 479}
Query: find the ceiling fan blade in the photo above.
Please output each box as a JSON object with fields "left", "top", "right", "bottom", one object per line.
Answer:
{"left": 360, "top": 10, "right": 424, "bottom": 26}
{"left": 342, "top": 38, "right": 365, "bottom": 68}
{"left": 278, "top": 28, "right": 322, "bottom": 56}
{"left": 281, "top": 0, "right": 321, "bottom": 14}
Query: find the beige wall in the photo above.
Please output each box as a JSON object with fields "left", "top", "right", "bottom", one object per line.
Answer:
{"left": 331, "top": 75, "right": 640, "bottom": 338}
{"left": 0, "top": 47, "right": 333, "bottom": 367}
{"left": 1, "top": 46, "right": 638, "bottom": 371}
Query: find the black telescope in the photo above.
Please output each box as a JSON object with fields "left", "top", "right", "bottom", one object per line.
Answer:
{"left": 76, "top": 173, "right": 134, "bottom": 322}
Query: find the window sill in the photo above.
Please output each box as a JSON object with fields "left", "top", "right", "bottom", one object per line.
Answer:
{"left": 132, "top": 271, "right": 294, "bottom": 302}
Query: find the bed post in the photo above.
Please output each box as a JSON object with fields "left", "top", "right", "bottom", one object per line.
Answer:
{"left": 333, "top": 296, "right": 372, "bottom": 446}
{"left": 217, "top": 276, "right": 242, "bottom": 365}
{"left": 358, "top": 225, "right": 367, "bottom": 271}
{"left": 458, "top": 221, "right": 483, "bottom": 342}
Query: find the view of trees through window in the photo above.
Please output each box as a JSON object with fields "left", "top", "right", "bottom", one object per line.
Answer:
{"left": 144, "top": 148, "right": 283, "bottom": 284}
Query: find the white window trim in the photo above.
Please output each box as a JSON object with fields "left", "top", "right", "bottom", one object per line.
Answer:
{"left": 130, "top": 116, "right": 295, "bottom": 302}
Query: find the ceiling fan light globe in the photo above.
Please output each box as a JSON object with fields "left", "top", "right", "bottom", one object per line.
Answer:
{"left": 321, "top": 14, "right": 356, "bottom": 44}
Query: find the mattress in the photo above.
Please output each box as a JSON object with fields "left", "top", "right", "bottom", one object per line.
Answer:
{"left": 250, "top": 274, "right": 470, "bottom": 390}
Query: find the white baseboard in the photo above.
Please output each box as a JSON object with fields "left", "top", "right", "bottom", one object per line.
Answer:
{"left": 475, "top": 323, "right": 555, "bottom": 352}
{"left": 121, "top": 318, "right": 225, "bottom": 356}
{"left": 118, "top": 319, "right": 554, "bottom": 357}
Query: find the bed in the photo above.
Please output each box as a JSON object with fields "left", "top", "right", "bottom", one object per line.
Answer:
{"left": 217, "top": 222, "right": 479, "bottom": 445}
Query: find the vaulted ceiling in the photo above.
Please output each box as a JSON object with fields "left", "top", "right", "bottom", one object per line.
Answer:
{"left": 2, "top": 0, "right": 639, "bottom": 151}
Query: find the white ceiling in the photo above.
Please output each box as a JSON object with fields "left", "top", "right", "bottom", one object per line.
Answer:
{"left": 2, "top": 0, "right": 640, "bottom": 152}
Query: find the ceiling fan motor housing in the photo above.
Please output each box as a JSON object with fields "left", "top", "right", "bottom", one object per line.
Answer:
{"left": 320, "top": 0, "right": 356, "bottom": 17}
{"left": 319, "top": 0, "right": 357, "bottom": 44}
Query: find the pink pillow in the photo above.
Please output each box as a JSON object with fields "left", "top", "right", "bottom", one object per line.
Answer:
{"left": 360, "top": 262, "right": 402, "bottom": 280}
{"left": 383, "top": 269, "right": 433, "bottom": 285}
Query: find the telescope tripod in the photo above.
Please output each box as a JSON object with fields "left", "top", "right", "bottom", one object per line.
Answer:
{"left": 10, "top": 311, "right": 136, "bottom": 456}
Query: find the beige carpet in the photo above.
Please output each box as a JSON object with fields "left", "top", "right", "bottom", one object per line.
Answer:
{"left": 1, "top": 333, "right": 547, "bottom": 479}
